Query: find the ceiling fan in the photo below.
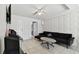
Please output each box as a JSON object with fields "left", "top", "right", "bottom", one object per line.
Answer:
{"left": 32, "top": 5, "right": 46, "bottom": 16}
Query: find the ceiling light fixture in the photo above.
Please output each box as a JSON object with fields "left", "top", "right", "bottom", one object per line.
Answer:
{"left": 38, "top": 12, "right": 42, "bottom": 15}
{"left": 33, "top": 5, "right": 46, "bottom": 16}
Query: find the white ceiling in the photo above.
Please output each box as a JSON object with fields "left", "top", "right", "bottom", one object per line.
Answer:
{"left": 11, "top": 4, "right": 79, "bottom": 20}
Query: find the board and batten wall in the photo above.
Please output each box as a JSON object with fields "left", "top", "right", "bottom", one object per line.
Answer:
{"left": 0, "top": 5, "right": 6, "bottom": 53}
{"left": 11, "top": 15, "right": 42, "bottom": 40}
{"left": 43, "top": 10, "right": 79, "bottom": 46}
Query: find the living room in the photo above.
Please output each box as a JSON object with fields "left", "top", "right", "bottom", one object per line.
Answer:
{"left": 0, "top": 4, "right": 79, "bottom": 54}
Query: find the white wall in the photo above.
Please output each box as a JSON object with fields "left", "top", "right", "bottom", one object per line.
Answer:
{"left": 11, "top": 15, "right": 42, "bottom": 40}
{"left": 0, "top": 5, "right": 6, "bottom": 53}
{"left": 43, "top": 10, "right": 79, "bottom": 46}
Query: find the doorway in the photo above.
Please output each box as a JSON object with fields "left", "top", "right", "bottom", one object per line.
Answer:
{"left": 32, "top": 22, "right": 38, "bottom": 36}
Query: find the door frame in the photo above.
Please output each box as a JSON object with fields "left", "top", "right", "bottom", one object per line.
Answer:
{"left": 31, "top": 21, "right": 38, "bottom": 36}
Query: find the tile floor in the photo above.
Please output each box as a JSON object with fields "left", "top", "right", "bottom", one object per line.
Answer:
{"left": 20, "top": 38, "right": 79, "bottom": 54}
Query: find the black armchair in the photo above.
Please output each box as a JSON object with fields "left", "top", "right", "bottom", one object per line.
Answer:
{"left": 4, "top": 29, "right": 21, "bottom": 54}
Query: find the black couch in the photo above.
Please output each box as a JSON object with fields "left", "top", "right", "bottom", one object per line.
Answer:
{"left": 35, "top": 31, "right": 74, "bottom": 48}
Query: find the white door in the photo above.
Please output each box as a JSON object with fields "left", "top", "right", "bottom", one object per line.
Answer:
{"left": 32, "top": 22, "right": 38, "bottom": 36}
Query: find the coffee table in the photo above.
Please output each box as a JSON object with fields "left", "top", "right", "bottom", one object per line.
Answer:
{"left": 41, "top": 37, "right": 56, "bottom": 49}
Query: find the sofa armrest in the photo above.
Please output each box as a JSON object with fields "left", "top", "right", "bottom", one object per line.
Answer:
{"left": 71, "top": 37, "right": 75, "bottom": 39}
{"left": 68, "top": 37, "right": 74, "bottom": 40}
{"left": 68, "top": 37, "right": 75, "bottom": 46}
